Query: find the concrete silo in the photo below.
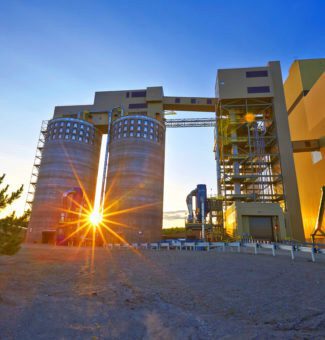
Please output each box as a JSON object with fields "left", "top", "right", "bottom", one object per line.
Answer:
{"left": 104, "top": 115, "right": 165, "bottom": 243}
{"left": 26, "top": 118, "right": 101, "bottom": 243}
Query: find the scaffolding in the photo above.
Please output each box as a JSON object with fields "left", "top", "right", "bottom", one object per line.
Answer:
{"left": 25, "top": 120, "right": 48, "bottom": 211}
{"left": 215, "top": 98, "right": 284, "bottom": 207}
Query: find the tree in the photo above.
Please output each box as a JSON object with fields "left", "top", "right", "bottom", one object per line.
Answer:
{"left": 0, "top": 174, "right": 30, "bottom": 255}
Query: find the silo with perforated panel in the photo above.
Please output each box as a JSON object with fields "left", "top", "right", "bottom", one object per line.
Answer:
{"left": 104, "top": 115, "right": 165, "bottom": 243}
{"left": 26, "top": 118, "right": 102, "bottom": 243}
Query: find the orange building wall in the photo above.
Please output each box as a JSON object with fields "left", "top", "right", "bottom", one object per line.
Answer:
{"left": 287, "top": 73, "right": 325, "bottom": 238}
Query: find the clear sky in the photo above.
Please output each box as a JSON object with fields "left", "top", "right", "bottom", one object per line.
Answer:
{"left": 0, "top": 0, "right": 324, "bottom": 227}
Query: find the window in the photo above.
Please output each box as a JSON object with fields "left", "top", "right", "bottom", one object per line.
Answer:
{"left": 119, "top": 122, "right": 122, "bottom": 126}
{"left": 58, "top": 134, "right": 62, "bottom": 139}
{"left": 66, "top": 128, "right": 70, "bottom": 133}
{"left": 130, "top": 132, "right": 134, "bottom": 137}
{"left": 124, "top": 120, "right": 128, "bottom": 124}
{"left": 175, "top": 97, "right": 180, "bottom": 103}
{"left": 138, "top": 120, "right": 141, "bottom": 124}
{"left": 123, "top": 133, "right": 127, "bottom": 137}
{"left": 247, "top": 86, "right": 270, "bottom": 94}
{"left": 59, "top": 128, "right": 63, "bottom": 133}
{"left": 118, "top": 134, "right": 121, "bottom": 139}
{"left": 150, "top": 135, "right": 153, "bottom": 140}
{"left": 137, "top": 132, "right": 141, "bottom": 137}
{"left": 54, "top": 128, "right": 57, "bottom": 133}
{"left": 65, "top": 134, "right": 69, "bottom": 139}
{"left": 150, "top": 128, "right": 153, "bottom": 133}
{"left": 85, "top": 138, "right": 89, "bottom": 143}
{"left": 52, "top": 135, "right": 56, "bottom": 139}
{"left": 86, "top": 126, "right": 90, "bottom": 131}
{"left": 78, "top": 136, "right": 82, "bottom": 141}
{"left": 137, "top": 126, "right": 141, "bottom": 131}
{"left": 60, "top": 122, "right": 64, "bottom": 127}
{"left": 124, "top": 126, "right": 128, "bottom": 131}
{"left": 67, "top": 122, "right": 71, "bottom": 127}
{"left": 80, "top": 124, "right": 84, "bottom": 129}
{"left": 246, "top": 70, "right": 268, "bottom": 78}
{"left": 130, "top": 126, "right": 134, "bottom": 131}
{"left": 129, "top": 103, "right": 147, "bottom": 109}
{"left": 126, "top": 92, "right": 130, "bottom": 98}
{"left": 80, "top": 130, "right": 84, "bottom": 135}
{"left": 143, "top": 133, "right": 147, "bottom": 138}
{"left": 131, "top": 91, "right": 146, "bottom": 97}
{"left": 191, "top": 98, "right": 196, "bottom": 104}
{"left": 150, "top": 122, "right": 154, "bottom": 127}
{"left": 207, "top": 99, "right": 212, "bottom": 104}
{"left": 74, "top": 123, "right": 78, "bottom": 128}
{"left": 72, "top": 135, "right": 76, "bottom": 140}
{"left": 144, "top": 120, "right": 148, "bottom": 125}
{"left": 55, "top": 122, "right": 58, "bottom": 127}
{"left": 144, "top": 127, "right": 148, "bottom": 132}
{"left": 86, "top": 132, "right": 89, "bottom": 137}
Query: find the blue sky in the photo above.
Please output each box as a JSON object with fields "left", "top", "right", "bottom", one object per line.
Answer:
{"left": 0, "top": 0, "right": 324, "bottom": 226}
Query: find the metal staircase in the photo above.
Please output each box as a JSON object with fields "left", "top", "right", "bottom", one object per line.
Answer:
{"left": 25, "top": 120, "right": 48, "bottom": 211}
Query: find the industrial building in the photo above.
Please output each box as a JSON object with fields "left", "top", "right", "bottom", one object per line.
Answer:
{"left": 284, "top": 58, "right": 325, "bottom": 240}
{"left": 26, "top": 60, "right": 315, "bottom": 244}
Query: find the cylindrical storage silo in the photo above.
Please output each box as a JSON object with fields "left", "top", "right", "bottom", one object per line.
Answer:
{"left": 26, "top": 118, "right": 101, "bottom": 243}
{"left": 104, "top": 115, "right": 165, "bottom": 243}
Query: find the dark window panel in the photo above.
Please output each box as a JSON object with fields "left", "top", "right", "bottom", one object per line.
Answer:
{"left": 246, "top": 70, "right": 268, "bottom": 78}
{"left": 131, "top": 91, "right": 147, "bottom": 97}
{"left": 207, "top": 99, "right": 212, "bottom": 104}
{"left": 126, "top": 92, "right": 130, "bottom": 98}
{"left": 129, "top": 103, "right": 148, "bottom": 109}
{"left": 175, "top": 97, "right": 180, "bottom": 103}
{"left": 191, "top": 98, "right": 196, "bottom": 104}
{"left": 247, "top": 86, "right": 270, "bottom": 94}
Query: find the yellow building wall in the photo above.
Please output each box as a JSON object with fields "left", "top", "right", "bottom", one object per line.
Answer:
{"left": 286, "top": 67, "right": 325, "bottom": 239}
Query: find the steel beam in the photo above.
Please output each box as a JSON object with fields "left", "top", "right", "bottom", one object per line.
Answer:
{"left": 165, "top": 118, "right": 216, "bottom": 128}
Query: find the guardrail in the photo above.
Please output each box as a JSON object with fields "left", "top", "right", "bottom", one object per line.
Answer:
{"left": 103, "top": 241, "right": 324, "bottom": 262}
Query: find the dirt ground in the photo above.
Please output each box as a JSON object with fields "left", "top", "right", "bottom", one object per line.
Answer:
{"left": 0, "top": 245, "right": 324, "bottom": 340}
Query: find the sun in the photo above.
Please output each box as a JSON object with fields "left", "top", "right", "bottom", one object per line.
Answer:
{"left": 89, "top": 210, "right": 103, "bottom": 227}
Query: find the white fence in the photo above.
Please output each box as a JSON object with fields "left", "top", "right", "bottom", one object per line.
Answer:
{"left": 104, "top": 241, "right": 324, "bottom": 262}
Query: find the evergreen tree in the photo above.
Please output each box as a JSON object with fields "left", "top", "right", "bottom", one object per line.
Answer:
{"left": 0, "top": 174, "right": 29, "bottom": 255}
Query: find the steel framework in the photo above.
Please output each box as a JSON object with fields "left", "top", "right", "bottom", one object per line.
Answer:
{"left": 25, "top": 120, "right": 48, "bottom": 211}
{"left": 215, "top": 98, "right": 285, "bottom": 206}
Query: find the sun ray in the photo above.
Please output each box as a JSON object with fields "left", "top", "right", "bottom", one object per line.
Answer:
{"left": 104, "top": 201, "right": 161, "bottom": 217}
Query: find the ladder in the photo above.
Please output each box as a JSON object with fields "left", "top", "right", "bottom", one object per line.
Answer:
{"left": 24, "top": 120, "right": 49, "bottom": 211}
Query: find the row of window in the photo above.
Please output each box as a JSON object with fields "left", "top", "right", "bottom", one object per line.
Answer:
{"left": 49, "top": 128, "right": 92, "bottom": 137}
{"left": 115, "top": 126, "right": 157, "bottom": 133}
{"left": 116, "top": 119, "right": 157, "bottom": 127}
{"left": 48, "top": 133, "right": 93, "bottom": 143}
{"left": 48, "top": 121, "right": 92, "bottom": 131}
{"left": 113, "top": 131, "right": 163, "bottom": 141}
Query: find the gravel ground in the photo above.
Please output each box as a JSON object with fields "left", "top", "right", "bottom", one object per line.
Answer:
{"left": 0, "top": 244, "right": 324, "bottom": 339}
